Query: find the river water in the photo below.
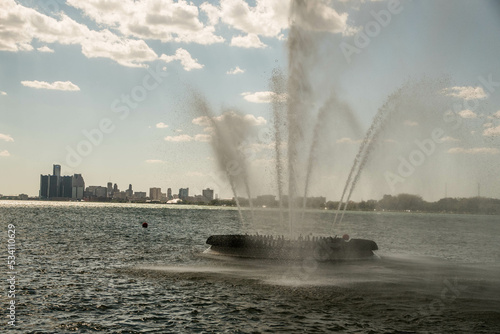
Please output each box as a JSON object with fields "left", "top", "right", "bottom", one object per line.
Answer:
{"left": 1, "top": 201, "right": 499, "bottom": 333}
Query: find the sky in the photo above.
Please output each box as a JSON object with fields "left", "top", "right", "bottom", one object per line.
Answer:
{"left": 1, "top": 0, "right": 500, "bottom": 201}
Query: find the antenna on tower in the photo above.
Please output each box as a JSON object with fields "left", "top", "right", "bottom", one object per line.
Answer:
{"left": 445, "top": 182, "right": 447, "bottom": 198}
{"left": 478, "top": 183, "right": 481, "bottom": 198}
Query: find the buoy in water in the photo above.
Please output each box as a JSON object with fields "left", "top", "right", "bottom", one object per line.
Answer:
{"left": 142, "top": 222, "right": 148, "bottom": 228}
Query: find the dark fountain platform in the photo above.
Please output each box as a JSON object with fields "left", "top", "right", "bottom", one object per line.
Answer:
{"left": 205, "top": 234, "right": 378, "bottom": 261}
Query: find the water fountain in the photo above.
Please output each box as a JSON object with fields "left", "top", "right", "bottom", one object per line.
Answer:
{"left": 198, "top": 0, "right": 383, "bottom": 261}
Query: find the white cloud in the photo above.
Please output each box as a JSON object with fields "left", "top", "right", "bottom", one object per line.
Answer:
{"left": 226, "top": 66, "right": 245, "bottom": 75}
{"left": 404, "top": 120, "right": 418, "bottom": 127}
{"left": 159, "top": 48, "right": 203, "bottom": 71}
{"left": 0, "top": 134, "right": 14, "bottom": 142}
{"left": 483, "top": 122, "right": 493, "bottom": 128}
{"left": 442, "top": 86, "right": 487, "bottom": 100}
{"left": 336, "top": 137, "right": 361, "bottom": 144}
{"left": 65, "top": 0, "right": 127, "bottom": 27}
{"left": 164, "top": 133, "right": 210, "bottom": 142}
{"left": 200, "top": 2, "right": 221, "bottom": 26}
{"left": 0, "top": 150, "right": 10, "bottom": 157}
{"left": 192, "top": 116, "right": 211, "bottom": 127}
{"left": 81, "top": 30, "right": 157, "bottom": 68}
{"left": 483, "top": 125, "right": 500, "bottom": 137}
{"left": 164, "top": 134, "right": 194, "bottom": 142}
{"left": 192, "top": 111, "right": 267, "bottom": 140}
{"left": 194, "top": 112, "right": 267, "bottom": 127}
{"left": 0, "top": 91, "right": 7, "bottom": 96}
{"left": 156, "top": 122, "right": 169, "bottom": 129}
{"left": 217, "top": 0, "right": 347, "bottom": 37}
{"left": 67, "top": 0, "right": 224, "bottom": 45}
{"left": 342, "top": 25, "right": 361, "bottom": 37}
{"left": 145, "top": 159, "right": 165, "bottom": 164}
{"left": 217, "top": 0, "right": 289, "bottom": 37}
{"left": 194, "top": 134, "right": 211, "bottom": 142}
{"left": 241, "top": 91, "right": 286, "bottom": 104}
{"left": 0, "top": 1, "right": 81, "bottom": 51}
{"left": 458, "top": 109, "right": 477, "bottom": 119}
{"left": 494, "top": 111, "right": 500, "bottom": 118}
{"left": 242, "top": 114, "right": 267, "bottom": 126}
{"left": 448, "top": 147, "right": 499, "bottom": 155}
{"left": 21, "top": 80, "right": 80, "bottom": 91}
{"left": 440, "top": 136, "right": 460, "bottom": 142}
{"left": 231, "top": 34, "right": 267, "bottom": 48}
{"left": 195, "top": 121, "right": 215, "bottom": 136}
{"left": 0, "top": 0, "right": 158, "bottom": 67}
{"left": 37, "top": 45, "right": 54, "bottom": 53}
{"left": 290, "top": 0, "right": 348, "bottom": 33}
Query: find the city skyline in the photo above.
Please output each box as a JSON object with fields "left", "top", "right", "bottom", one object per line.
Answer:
{"left": 35, "top": 164, "right": 217, "bottom": 202}
{"left": 1, "top": 163, "right": 498, "bottom": 204}
{"left": 1, "top": 1, "right": 500, "bottom": 201}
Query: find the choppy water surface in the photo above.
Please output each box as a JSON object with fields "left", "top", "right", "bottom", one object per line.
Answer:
{"left": 1, "top": 201, "right": 500, "bottom": 333}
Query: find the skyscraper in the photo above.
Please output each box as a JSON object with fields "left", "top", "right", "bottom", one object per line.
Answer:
{"left": 60, "top": 176, "right": 73, "bottom": 198}
{"left": 53, "top": 164, "right": 61, "bottom": 197}
{"left": 202, "top": 188, "right": 214, "bottom": 201}
{"left": 149, "top": 187, "right": 161, "bottom": 201}
{"left": 40, "top": 164, "right": 84, "bottom": 200}
{"left": 179, "top": 188, "right": 189, "bottom": 200}
{"left": 53, "top": 164, "right": 61, "bottom": 178}
{"left": 39, "top": 175, "right": 49, "bottom": 198}
{"left": 72, "top": 174, "right": 85, "bottom": 199}
{"left": 167, "top": 188, "right": 172, "bottom": 200}
{"left": 40, "top": 164, "right": 60, "bottom": 199}
{"left": 125, "top": 184, "right": 133, "bottom": 198}
{"left": 107, "top": 182, "right": 113, "bottom": 197}
{"left": 48, "top": 175, "right": 58, "bottom": 197}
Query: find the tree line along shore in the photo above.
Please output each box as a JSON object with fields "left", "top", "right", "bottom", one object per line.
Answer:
{"left": 2, "top": 193, "right": 499, "bottom": 215}
{"left": 195, "top": 194, "right": 500, "bottom": 215}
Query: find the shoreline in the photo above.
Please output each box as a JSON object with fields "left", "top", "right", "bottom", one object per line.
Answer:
{"left": 1, "top": 198, "right": 499, "bottom": 216}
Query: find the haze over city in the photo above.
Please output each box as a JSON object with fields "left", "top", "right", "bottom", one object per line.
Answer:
{"left": 1, "top": 0, "right": 500, "bottom": 201}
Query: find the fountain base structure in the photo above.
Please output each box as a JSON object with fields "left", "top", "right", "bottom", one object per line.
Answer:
{"left": 205, "top": 235, "right": 378, "bottom": 261}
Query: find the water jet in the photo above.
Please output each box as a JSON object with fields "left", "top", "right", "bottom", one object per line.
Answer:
{"left": 199, "top": 0, "right": 381, "bottom": 260}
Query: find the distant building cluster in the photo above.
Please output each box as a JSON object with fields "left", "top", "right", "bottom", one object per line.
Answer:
{"left": 37, "top": 164, "right": 215, "bottom": 203}
{"left": 40, "top": 165, "right": 85, "bottom": 200}
{"left": 147, "top": 187, "right": 215, "bottom": 203}
{"left": 85, "top": 184, "right": 215, "bottom": 203}
{"left": 85, "top": 182, "right": 137, "bottom": 200}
